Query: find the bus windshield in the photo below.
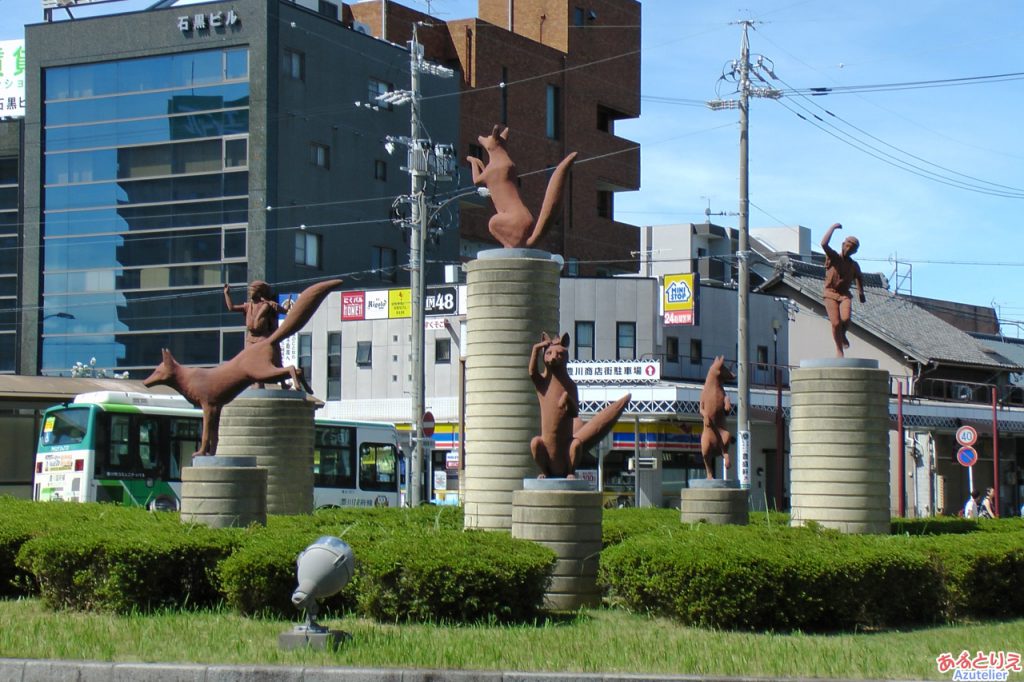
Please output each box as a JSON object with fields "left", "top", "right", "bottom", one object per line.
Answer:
{"left": 40, "top": 407, "right": 91, "bottom": 447}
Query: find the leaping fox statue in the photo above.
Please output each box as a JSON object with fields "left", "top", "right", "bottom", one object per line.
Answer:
{"left": 144, "top": 278, "right": 343, "bottom": 456}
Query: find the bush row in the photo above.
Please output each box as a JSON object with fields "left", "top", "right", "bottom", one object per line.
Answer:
{"left": 4, "top": 496, "right": 1021, "bottom": 631}
{"left": 0, "top": 497, "right": 553, "bottom": 623}
{"left": 599, "top": 520, "right": 1024, "bottom": 631}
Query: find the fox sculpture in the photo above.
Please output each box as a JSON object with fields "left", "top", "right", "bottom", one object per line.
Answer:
{"left": 467, "top": 125, "right": 577, "bottom": 249}
{"left": 698, "top": 355, "right": 734, "bottom": 479}
{"left": 144, "top": 278, "right": 343, "bottom": 456}
{"left": 529, "top": 332, "right": 630, "bottom": 478}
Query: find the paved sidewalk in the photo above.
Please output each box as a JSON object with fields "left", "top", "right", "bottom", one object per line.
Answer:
{"left": 0, "top": 659, "right": 923, "bottom": 682}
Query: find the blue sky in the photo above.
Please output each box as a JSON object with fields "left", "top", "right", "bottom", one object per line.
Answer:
{"left": 5, "top": 0, "right": 1024, "bottom": 335}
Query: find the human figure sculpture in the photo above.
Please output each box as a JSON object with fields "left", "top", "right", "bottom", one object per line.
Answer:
{"left": 529, "top": 332, "right": 630, "bottom": 478}
{"left": 224, "top": 280, "right": 288, "bottom": 361}
{"left": 698, "top": 355, "right": 733, "bottom": 479}
{"left": 821, "top": 222, "right": 866, "bottom": 358}
{"left": 144, "top": 279, "right": 342, "bottom": 456}
{"left": 467, "top": 125, "right": 577, "bottom": 249}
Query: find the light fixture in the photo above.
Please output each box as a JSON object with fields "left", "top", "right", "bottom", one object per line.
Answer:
{"left": 279, "top": 536, "right": 355, "bottom": 650}
{"left": 384, "top": 141, "right": 395, "bottom": 155}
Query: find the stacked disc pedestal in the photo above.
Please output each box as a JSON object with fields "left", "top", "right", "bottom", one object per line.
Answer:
{"left": 463, "top": 250, "right": 560, "bottom": 530}
{"left": 216, "top": 389, "right": 316, "bottom": 515}
{"left": 512, "top": 481, "right": 602, "bottom": 610}
{"left": 180, "top": 456, "right": 267, "bottom": 528}
{"left": 789, "top": 359, "right": 891, "bottom": 534}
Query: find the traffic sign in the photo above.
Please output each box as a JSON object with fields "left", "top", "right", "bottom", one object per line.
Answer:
{"left": 955, "top": 425, "right": 978, "bottom": 447}
{"left": 956, "top": 446, "right": 978, "bottom": 468}
{"left": 422, "top": 411, "right": 435, "bottom": 437}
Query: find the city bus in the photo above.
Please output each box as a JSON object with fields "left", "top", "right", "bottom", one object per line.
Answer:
{"left": 33, "top": 391, "right": 402, "bottom": 509}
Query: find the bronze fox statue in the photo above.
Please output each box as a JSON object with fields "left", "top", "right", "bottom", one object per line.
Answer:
{"left": 698, "top": 355, "right": 734, "bottom": 479}
{"left": 143, "top": 278, "right": 343, "bottom": 456}
{"left": 529, "top": 332, "right": 630, "bottom": 478}
{"left": 467, "top": 125, "right": 577, "bottom": 249}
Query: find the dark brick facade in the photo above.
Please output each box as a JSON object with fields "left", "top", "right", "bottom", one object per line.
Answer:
{"left": 351, "top": 0, "right": 641, "bottom": 275}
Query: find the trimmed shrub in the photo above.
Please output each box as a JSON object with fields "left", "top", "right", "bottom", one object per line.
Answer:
{"left": 219, "top": 505, "right": 553, "bottom": 623}
{"left": 599, "top": 525, "right": 948, "bottom": 631}
{"left": 602, "top": 507, "right": 679, "bottom": 547}
{"left": 16, "top": 523, "right": 240, "bottom": 613}
{"left": 355, "top": 530, "right": 554, "bottom": 623}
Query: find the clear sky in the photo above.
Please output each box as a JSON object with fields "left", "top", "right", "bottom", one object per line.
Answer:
{"left": 5, "top": 0, "right": 1024, "bottom": 335}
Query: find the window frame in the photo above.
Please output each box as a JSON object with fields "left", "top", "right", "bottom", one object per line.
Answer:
{"left": 294, "top": 231, "right": 322, "bottom": 268}
{"left": 574, "top": 321, "right": 594, "bottom": 361}
{"left": 355, "top": 340, "right": 372, "bottom": 367}
{"left": 616, "top": 321, "right": 636, "bottom": 361}
{"left": 327, "top": 331, "right": 342, "bottom": 400}
{"left": 282, "top": 48, "right": 305, "bottom": 81}
{"left": 310, "top": 142, "right": 330, "bottom": 169}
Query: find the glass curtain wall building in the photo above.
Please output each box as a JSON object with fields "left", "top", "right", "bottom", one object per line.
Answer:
{"left": 0, "top": 120, "right": 18, "bottom": 372}
{"left": 41, "top": 48, "right": 250, "bottom": 372}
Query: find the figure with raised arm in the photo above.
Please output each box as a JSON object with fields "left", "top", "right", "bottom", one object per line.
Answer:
{"left": 820, "top": 223, "right": 866, "bottom": 358}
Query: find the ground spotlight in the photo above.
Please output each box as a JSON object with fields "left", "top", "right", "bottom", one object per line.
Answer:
{"left": 278, "top": 536, "right": 354, "bottom": 650}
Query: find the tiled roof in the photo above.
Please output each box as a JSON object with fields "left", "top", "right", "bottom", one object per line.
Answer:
{"left": 763, "top": 259, "right": 1022, "bottom": 370}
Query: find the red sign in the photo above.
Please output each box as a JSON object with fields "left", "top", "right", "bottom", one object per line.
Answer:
{"left": 664, "top": 310, "right": 693, "bottom": 325}
{"left": 955, "top": 425, "right": 978, "bottom": 447}
{"left": 422, "top": 411, "right": 435, "bottom": 437}
{"left": 342, "top": 291, "right": 365, "bottom": 321}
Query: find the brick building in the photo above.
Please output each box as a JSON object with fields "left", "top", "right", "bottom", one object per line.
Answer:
{"left": 351, "top": 0, "right": 642, "bottom": 275}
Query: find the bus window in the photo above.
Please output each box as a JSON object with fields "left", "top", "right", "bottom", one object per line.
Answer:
{"left": 314, "top": 425, "right": 356, "bottom": 489}
{"left": 169, "top": 417, "right": 201, "bottom": 480}
{"left": 359, "top": 443, "right": 397, "bottom": 492}
{"left": 41, "top": 407, "right": 90, "bottom": 446}
{"left": 108, "top": 414, "right": 134, "bottom": 471}
{"left": 138, "top": 418, "right": 161, "bottom": 475}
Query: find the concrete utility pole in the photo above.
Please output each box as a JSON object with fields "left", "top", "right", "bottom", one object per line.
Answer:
{"left": 377, "top": 23, "right": 454, "bottom": 506}
{"left": 707, "top": 20, "right": 781, "bottom": 488}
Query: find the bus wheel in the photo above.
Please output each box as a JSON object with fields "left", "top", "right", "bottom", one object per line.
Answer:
{"left": 148, "top": 495, "right": 178, "bottom": 512}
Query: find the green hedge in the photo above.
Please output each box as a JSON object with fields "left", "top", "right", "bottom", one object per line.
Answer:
{"left": 599, "top": 520, "right": 1024, "bottom": 631}
{"left": 16, "top": 523, "right": 240, "bottom": 612}
{"left": 218, "top": 510, "right": 555, "bottom": 623}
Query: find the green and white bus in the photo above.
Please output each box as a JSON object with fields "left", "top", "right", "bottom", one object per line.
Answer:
{"left": 33, "top": 391, "right": 402, "bottom": 509}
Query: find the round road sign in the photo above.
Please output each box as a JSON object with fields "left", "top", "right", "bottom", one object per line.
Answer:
{"left": 955, "top": 425, "right": 978, "bottom": 447}
{"left": 422, "top": 411, "right": 435, "bottom": 438}
{"left": 956, "top": 446, "right": 978, "bottom": 468}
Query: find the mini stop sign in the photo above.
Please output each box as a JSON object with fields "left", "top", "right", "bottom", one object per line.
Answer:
{"left": 422, "top": 411, "right": 435, "bottom": 438}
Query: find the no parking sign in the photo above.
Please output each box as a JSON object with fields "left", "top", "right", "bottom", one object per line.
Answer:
{"left": 956, "top": 446, "right": 978, "bottom": 468}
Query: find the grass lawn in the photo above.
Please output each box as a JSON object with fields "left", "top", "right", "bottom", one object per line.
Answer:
{"left": 1, "top": 598, "right": 1021, "bottom": 679}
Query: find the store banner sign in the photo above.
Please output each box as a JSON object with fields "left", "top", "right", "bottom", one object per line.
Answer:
{"left": 364, "top": 290, "right": 389, "bottom": 320}
{"left": 0, "top": 40, "right": 25, "bottom": 118}
{"left": 424, "top": 286, "right": 458, "bottom": 316}
{"left": 663, "top": 273, "right": 698, "bottom": 326}
{"left": 568, "top": 360, "right": 660, "bottom": 384}
{"left": 341, "top": 291, "right": 365, "bottom": 321}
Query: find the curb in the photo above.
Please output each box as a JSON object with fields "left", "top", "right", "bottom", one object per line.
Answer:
{"left": 0, "top": 659, "right": 931, "bottom": 682}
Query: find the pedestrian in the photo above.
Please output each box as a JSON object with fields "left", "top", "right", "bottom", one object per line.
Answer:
{"left": 963, "top": 490, "right": 980, "bottom": 519}
{"left": 979, "top": 487, "right": 996, "bottom": 519}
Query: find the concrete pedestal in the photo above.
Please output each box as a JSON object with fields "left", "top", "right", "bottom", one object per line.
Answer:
{"left": 789, "top": 358, "right": 890, "bottom": 534}
{"left": 512, "top": 480, "right": 602, "bottom": 611}
{"left": 463, "top": 250, "right": 560, "bottom": 530}
{"left": 215, "top": 389, "right": 316, "bottom": 515}
{"left": 679, "top": 479, "right": 748, "bottom": 525}
{"left": 180, "top": 455, "right": 266, "bottom": 528}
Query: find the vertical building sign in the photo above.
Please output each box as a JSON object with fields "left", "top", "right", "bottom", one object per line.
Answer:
{"left": 0, "top": 40, "right": 26, "bottom": 118}
{"left": 663, "top": 273, "right": 698, "bottom": 326}
{"left": 277, "top": 293, "right": 299, "bottom": 367}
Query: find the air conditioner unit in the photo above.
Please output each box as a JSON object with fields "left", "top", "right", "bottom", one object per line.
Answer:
{"left": 352, "top": 21, "right": 372, "bottom": 35}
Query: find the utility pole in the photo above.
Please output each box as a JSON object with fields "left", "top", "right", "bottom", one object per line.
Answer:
{"left": 376, "top": 23, "right": 455, "bottom": 506}
{"left": 707, "top": 20, "right": 780, "bottom": 487}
